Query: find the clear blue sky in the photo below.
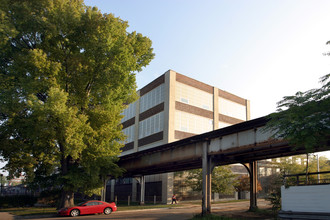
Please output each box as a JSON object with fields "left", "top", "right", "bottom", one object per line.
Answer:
{"left": 2, "top": 1, "right": 330, "bottom": 174}
{"left": 85, "top": 0, "right": 330, "bottom": 119}
{"left": 84, "top": 0, "right": 330, "bottom": 158}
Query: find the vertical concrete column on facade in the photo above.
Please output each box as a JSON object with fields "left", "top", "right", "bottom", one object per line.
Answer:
{"left": 133, "top": 90, "right": 141, "bottom": 152}
{"left": 249, "top": 161, "right": 258, "bottom": 211}
{"left": 246, "top": 100, "right": 251, "bottom": 120}
{"left": 213, "top": 87, "right": 219, "bottom": 130}
{"left": 202, "top": 141, "right": 212, "bottom": 215}
{"left": 164, "top": 70, "right": 176, "bottom": 142}
{"left": 162, "top": 70, "right": 176, "bottom": 204}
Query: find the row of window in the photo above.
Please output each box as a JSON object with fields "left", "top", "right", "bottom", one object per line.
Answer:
{"left": 122, "top": 125, "right": 135, "bottom": 143}
{"left": 175, "top": 111, "right": 213, "bottom": 134}
{"left": 175, "top": 82, "right": 213, "bottom": 110}
{"left": 121, "top": 101, "right": 137, "bottom": 122}
{"left": 218, "top": 97, "right": 247, "bottom": 121}
{"left": 139, "top": 112, "right": 164, "bottom": 139}
{"left": 121, "top": 84, "right": 164, "bottom": 123}
{"left": 140, "top": 84, "right": 164, "bottom": 113}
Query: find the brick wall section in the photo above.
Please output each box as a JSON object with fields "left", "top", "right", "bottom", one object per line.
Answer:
{"left": 219, "top": 113, "right": 244, "bottom": 124}
{"left": 138, "top": 131, "right": 164, "bottom": 147}
{"left": 139, "top": 103, "right": 164, "bottom": 121}
{"left": 140, "top": 75, "right": 165, "bottom": 96}
{"left": 175, "top": 101, "right": 213, "bottom": 119}
{"left": 176, "top": 72, "right": 213, "bottom": 94}
{"left": 122, "top": 117, "right": 135, "bottom": 129}
{"left": 122, "top": 142, "right": 134, "bottom": 151}
{"left": 174, "top": 130, "right": 196, "bottom": 140}
{"left": 218, "top": 89, "right": 246, "bottom": 105}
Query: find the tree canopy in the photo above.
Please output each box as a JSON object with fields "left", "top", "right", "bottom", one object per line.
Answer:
{"left": 266, "top": 73, "right": 330, "bottom": 152}
{"left": 0, "top": 0, "right": 154, "bottom": 208}
{"left": 185, "top": 166, "right": 237, "bottom": 195}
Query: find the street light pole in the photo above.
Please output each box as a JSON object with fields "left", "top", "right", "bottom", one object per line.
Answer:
{"left": 317, "top": 154, "right": 320, "bottom": 184}
{"left": 0, "top": 174, "right": 3, "bottom": 195}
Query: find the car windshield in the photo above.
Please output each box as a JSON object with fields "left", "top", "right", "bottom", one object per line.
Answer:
{"left": 77, "top": 202, "right": 86, "bottom": 206}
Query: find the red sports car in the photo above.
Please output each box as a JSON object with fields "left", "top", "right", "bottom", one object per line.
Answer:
{"left": 58, "top": 200, "right": 117, "bottom": 217}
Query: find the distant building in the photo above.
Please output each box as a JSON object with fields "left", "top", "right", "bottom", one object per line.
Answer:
{"left": 109, "top": 70, "right": 251, "bottom": 203}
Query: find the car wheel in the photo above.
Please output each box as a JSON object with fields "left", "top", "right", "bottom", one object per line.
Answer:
{"left": 70, "top": 209, "right": 80, "bottom": 217}
{"left": 104, "top": 207, "right": 112, "bottom": 215}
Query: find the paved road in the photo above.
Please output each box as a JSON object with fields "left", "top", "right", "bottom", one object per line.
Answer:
{"left": 1, "top": 200, "right": 271, "bottom": 220}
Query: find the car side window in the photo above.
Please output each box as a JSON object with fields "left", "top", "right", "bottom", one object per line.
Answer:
{"left": 85, "top": 202, "right": 95, "bottom": 206}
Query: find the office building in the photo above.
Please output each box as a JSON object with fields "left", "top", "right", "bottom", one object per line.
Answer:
{"left": 110, "top": 70, "right": 250, "bottom": 203}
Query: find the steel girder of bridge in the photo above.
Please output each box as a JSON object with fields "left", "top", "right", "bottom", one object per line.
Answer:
{"left": 117, "top": 116, "right": 330, "bottom": 215}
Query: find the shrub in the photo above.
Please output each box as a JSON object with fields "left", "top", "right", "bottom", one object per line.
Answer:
{"left": 0, "top": 195, "right": 37, "bottom": 208}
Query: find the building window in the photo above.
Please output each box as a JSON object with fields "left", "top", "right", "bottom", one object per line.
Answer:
{"left": 175, "top": 82, "right": 213, "bottom": 110}
{"left": 218, "top": 97, "right": 246, "bottom": 121}
{"left": 175, "top": 111, "right": 213, "bottom": 134}
{"left": 181, "top": 97, "right": 189, "bottom": 104}
{"left": 122, "top": 125, "right": 135, "bottom": 143}
{"left": 139, "top": 112, "right": 164, "bottom": 139}
{"left": 140, "top": 84, "right": 164, "bottom": 113}
{"left": 259, "top": 167, "right": 265, "bottom": 176}
{"left": 121, "top": 101, "right": 137, "bottom": 122}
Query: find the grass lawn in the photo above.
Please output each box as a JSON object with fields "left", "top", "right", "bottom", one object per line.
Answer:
{"left": 0, "top": 203, "right": 183, "bottom": 216}
{"left": 190, "top": 214, "right": 240, "bottom": 220}
{"left": 0, "top": 207, "right": 57, "bottom": 216}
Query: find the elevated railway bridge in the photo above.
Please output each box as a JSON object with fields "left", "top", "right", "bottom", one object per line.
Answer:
{"left": 117, "top": 116, "right": 330, "bottom": 214}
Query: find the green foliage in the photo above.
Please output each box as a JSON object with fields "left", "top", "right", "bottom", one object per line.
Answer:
{"left": 38, "top": 189, "right": 61, "bottom": 207}
{"left": 266, "top": 186, "right": 281, "bottom": 213}
{"left": 186, "top": 166, "right": 237, "bottom": 195}
{"left": 266, "top": 74, "right": 330, "bottom": 152}
{"left": 234, "top": 175, "right": 262, "bottom": 192}
{"left": 0, "top": 195, "right": 37, "bottom": 208}
{"left": 0, "top": 0, "right": 154, "bottom": 204}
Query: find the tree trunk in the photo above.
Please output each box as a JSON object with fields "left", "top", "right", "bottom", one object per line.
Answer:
{"left": 58, "top": 190, "right": 75, "bottom": 209}
{"left": 58, "top": 142, "right": 75, "bottom": 209}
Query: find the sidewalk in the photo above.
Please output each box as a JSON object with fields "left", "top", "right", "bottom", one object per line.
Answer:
{"left": 0, "top": 212, "right": 14, "bottom": 220}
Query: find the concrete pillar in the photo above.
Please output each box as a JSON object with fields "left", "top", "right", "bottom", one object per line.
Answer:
{"left": 162, "top": 173, "right": 173, "bottom": 204}
{"left": 164, "top": 70, "right": 176, "bottom": 143}
{"left": 207, "top": 155, "right": 213, "bottom": 213}
{"left": 213, "top": 88, "right": 219, "bottom": 130}
{"left": 132, "top": 178, "right": 137, "bottom": 202}
{"left": 140, "top": 176, "right": 145, "bottom": 205}
{"left": 246, "top": 100, "right": 251, "bottom": 120}
{"left": 249, "top": 161, "right": 258, "bottom": 211}
{"left": 202, "top": 141, "right": 212, "bottom": 215}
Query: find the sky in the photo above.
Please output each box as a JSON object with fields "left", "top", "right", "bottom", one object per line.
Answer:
{"left": 83, "top": 0, "right": 330, "bottom": 158}
{"left": 1, "top": 0, "right": 330, "bottom": 175}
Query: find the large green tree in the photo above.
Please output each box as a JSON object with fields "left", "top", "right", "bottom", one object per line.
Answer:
{"left": 266, "top": 73, "right": 330, "bottom": 153}
{"left": 0, "top": 0, "right": 154, "bottom": 208}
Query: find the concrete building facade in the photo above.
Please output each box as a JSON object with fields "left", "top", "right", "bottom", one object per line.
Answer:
{"left": 111, "top": 70, "right": 250, "bottom": 203}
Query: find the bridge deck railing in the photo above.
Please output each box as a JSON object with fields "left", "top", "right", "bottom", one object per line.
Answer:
{"left": 283, "top": 171, "right": 330, "bottom": 186}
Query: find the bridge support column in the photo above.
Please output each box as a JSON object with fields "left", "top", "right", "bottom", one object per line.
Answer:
{"left": 202, "top": 141, "right": 214, "bottom": 216}
{"left": 140, "top": 175, "right": 145, "bottom": 205}
{"left": 249, "top": 161, "right": 258, "bottom": 211}
{"left": 242, "top": 161, "right": 258, "bottom": 211}
{"left": 135, "top": 176, "right": 145, "bottom": 205}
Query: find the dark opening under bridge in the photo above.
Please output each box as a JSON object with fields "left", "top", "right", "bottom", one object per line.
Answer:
{"left": 117, "top": 116, "right": 330, "bottom": 214}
